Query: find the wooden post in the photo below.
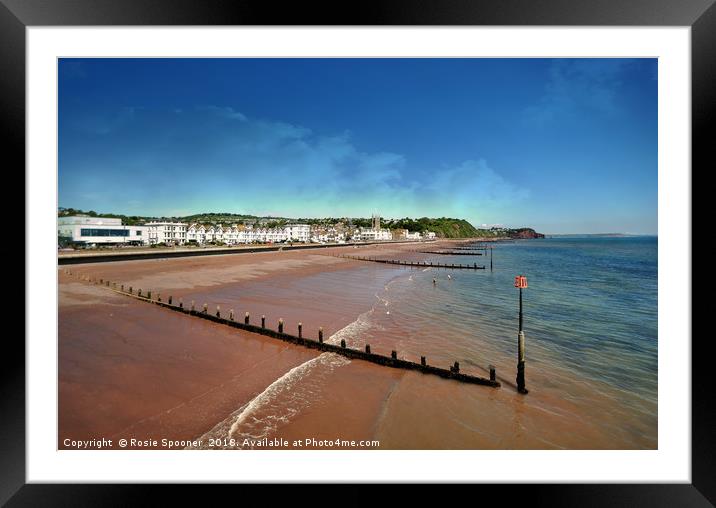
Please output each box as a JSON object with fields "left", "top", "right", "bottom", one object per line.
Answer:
{"left": 229, "top": 309, "right": 234, "bottom": 321}
{"left": 365, "top": 344, "right": 371, "bottom": 354}
{"left": 202, "top": 303, "right": 208, "bottom": 314}
{"left": 191, "top": 300, "right": 195, "bottom": 312}
{"left": 147, "top": 290, "right": 151, "bottom": 300}
{"left": 515, "top": 276, "right": 529, "bottom": 394}
{"left": 278, "top": 319, "right": 284, "bottom": 333}
{"left": 121, "top": 285, "right": 124, "bottom": 291}
{"left": 421, "top": 356, "right": 426, "bottom": 366}
{"left": 129, "top": 286, "right": 132, "bottom": 294}
{"left": 179, "top": 298, "right": 183, "bottom": 309}
{"left": 261, "top": 315, "right": 266, "bottom": 328}
{"left": 318, "top": 327, "right": 323, "bottom": 343}
{"left": 138, "top": 289, "right": 142, "bottom": 297}
{"left": 453, "top": 361, "right": 460, "bottom": 373}
{"left": 298, "top": 323, "right": 303, "bottom": 338}
{"left": 391, "top": 350, "right": 397, "bottom": 360}
{"left": 517, "top": 331, "right": 527, "bottom": 393}
{"left": 216, "top": 305, "right": 221, "bottom": 318}
{"left": 489, "top": 365, "right": 496, "bottom": 382}
{"left": 245, "top": 312, "right": 250, "bottom": 325}
{"left": 168, "top": 296, "right": 172, "bottom": 305}
{"left": 340, "top": 339, "right": 346, "bottom": 348}
{"left": 157, "top": 293, "right": 161, "bottom": 302}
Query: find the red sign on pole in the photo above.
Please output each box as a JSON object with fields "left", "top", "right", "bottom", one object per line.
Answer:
{"left": 514, "top": 275, "right": 528, "bottom": 288}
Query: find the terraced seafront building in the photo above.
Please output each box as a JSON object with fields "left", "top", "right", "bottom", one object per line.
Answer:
{"left": 145, "top": 221, "right": 188, "bottom": 245}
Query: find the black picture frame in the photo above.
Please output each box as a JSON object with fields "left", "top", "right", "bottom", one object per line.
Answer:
{"left": 4, "top": 0, "right": 709, "bottom": 504}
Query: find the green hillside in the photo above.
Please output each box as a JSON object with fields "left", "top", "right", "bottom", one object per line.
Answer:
{"left": 387, "top": 217, "right": 479, "bottom": 238}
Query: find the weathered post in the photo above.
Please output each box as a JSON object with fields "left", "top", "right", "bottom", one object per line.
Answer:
{"left": 138, "top": 289, "right": 142, "bottom": 297}
{"left": 514, "top": 275, "right": 529, "bottom": 394}
{"left": 340, "top": 339, "right": 346, "bottom": 348}
{"left": 453, "top": 361, "right": 460, "bottom": 373}
{"left": 121, "top": 284, "right": 124, "bottom": 292}
{"left": 191, "top": 300, "right": 195, "bottom": 312}
{"left": 147, "top": 290, "right": 152, "bottom": 300}
{"left": 489, "top": 365, "right": 496, "bottom": 382}
{"left": 157, "top": 293, "right": 161, "bottom": 302}
{"left": 278, "top": 319, "right": 284, "bottom": 333}
{"left": 216, "top": 305, "right": 221, "bottom": 318}
{"left": 365, "top": 344, "right": 371, "bottom": 354}
{"left": 391, "top": 350, "right": 397, "bottom": 360}
{"left": 168, "top": 296, "right": 172, "bottom": 305}
{"left": 318, "top": 327, "right": 324, "bottom": 343}
{"left": 129, "top": 286, "right": 132, "bottom": 294}
{"left": 298, "top": 322, "right": 303, "bottom": 338}
{"left": 421, "top": 356, "right": 426, "bottom": 366}
{"left": 245, "top": 312, "right": 250, "bottom": 325}
{"left": 229, "top": 309, "right": 234, "bottom": 321}
{"left": 261, "top": 315, "right": 266, "bottom": 328}
{"left": 202, "top": 303, "right": 208, "bottom": 314}
{"left": 179, "top": 298, "right": 183, "bottom": 309}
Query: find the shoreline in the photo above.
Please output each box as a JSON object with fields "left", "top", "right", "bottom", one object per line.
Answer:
{"left": 58, "top": 239, "right": 656, "bottom": 450}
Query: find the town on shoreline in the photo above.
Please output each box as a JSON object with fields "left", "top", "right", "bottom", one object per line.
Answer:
{"left": 57, "top": 209, "right": 544, "bottom": 251}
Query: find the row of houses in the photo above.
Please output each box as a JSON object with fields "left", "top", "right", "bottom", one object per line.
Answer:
{"left": 58, "top": 215, "right": 434, "bottom": 247}
{"left": 186, "top": 223, "right": 310, "bottom": 244}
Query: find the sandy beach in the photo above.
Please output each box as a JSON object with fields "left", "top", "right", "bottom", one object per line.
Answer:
{"left": 59, "top": 240, "right": 655, "bottom": 450}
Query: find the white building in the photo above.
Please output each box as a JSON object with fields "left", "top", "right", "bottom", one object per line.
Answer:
{"left": 285, "top": 224, "right": 310, "bottom": 243}
{"left": 58, "top": 216, "right": 147, "bottom": 246}
{"left": 145, "top": 221, "right": 188, "bottom": 245}
{"left": 358, "top": 227, "right": 392, "bottom": 242}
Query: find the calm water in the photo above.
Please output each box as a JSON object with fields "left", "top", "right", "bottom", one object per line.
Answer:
{"left": 356, "top": 236, "right": 658, "bottom": 428}
{"left": 365, "top": 237, "right": 657, "bottom": 392}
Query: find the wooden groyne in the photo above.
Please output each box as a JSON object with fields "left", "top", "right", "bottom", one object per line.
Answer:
{"left": 63, "top": 271, "right": 500, "bottom": 388}
{"left": 334, "top": 254, "right": 486, "bottom": 270}
{"left": 415, "top": 250, "right": 484, "bottom": 256}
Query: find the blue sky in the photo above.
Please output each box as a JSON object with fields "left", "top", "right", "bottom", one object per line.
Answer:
{"left": 58, "top": 58, "right": 657, "bottom": 234}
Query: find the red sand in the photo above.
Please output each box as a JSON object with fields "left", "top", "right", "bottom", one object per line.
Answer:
{"left": 58, "top": 245, "right": 414, "bottom": 449}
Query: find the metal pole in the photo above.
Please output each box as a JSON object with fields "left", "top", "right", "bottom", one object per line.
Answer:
{"left": 519, "top": 287, "right": 523, "bottom": 332}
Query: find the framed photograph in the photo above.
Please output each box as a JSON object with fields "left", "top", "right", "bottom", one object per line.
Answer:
{"left": 7, "top": 0, "right": 710, "bottom": 503}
